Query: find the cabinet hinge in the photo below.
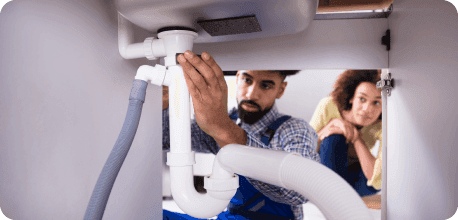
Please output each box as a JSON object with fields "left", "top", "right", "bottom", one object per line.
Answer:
{"left": 377, "top": 73, "right": 394, "bottom": 96}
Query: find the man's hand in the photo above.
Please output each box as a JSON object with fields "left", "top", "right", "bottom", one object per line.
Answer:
{"left": 177, "top": 51, "right": 246, "bottom": 146}
{"left": 177, "top": 51, "right": 228, "bottom": 135}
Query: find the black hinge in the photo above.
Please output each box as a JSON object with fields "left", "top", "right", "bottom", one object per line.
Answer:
{"left": 381, "top": 29, "right": 391, "bottom": 51}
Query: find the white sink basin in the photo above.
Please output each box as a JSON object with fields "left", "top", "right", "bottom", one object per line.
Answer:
{"left": 114, "top": 0, "right": 318, "bottom": 43}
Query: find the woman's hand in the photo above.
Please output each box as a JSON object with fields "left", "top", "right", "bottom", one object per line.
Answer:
{"left": 350, "top": 126, "right": 361, "bottom": 144}
{"left": 318, "top": 124, "right": 344, "bottom": 141}
{"left": 318, "top": 118, "right": 356, "bottom": 143}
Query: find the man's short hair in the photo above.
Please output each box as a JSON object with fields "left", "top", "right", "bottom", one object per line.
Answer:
{"left": 271, "top": 70, "right": 299, "bottom": 80}
{"left": 272, "top": 70, "right": 300, "bottom": 77}
{"left": 225, "top": 70, "right": 299, "bottom": 77}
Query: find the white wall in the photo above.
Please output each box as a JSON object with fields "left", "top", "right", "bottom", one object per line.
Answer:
{"left": 277, "top": 69, "right": 346, "bottom": 122}
{"left": 0, "top": 1, "right": 162, "bottom": 219}
{"left": 387, "top": 0, "right": 458, "bottom": 219}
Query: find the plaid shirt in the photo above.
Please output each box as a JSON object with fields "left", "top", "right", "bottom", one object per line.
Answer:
{"left": 163, "top": 104, "right": 320, "bottom": 220}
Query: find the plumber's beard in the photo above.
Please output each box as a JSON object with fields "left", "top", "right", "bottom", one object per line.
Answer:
{"left": 237, "top": 100, "right": 271, "bottom": 125}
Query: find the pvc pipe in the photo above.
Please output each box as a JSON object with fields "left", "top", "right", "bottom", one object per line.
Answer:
{"left": 116, "top": 27, "right": 237, "bottom": 218}
{"left": 164, "top": 65, "right": 238, "bottom": 219}
{"left": 118, "top": 13, "right": 145, "bottom": 59}
{"left": 84, "top": 79, "right": 148, "bottom": 220}
{"left": 217, "top": 144, "right": 374, "bottom": 220}
{"left": 164, "top": 66, "right": 192, "bottom": 154}
{"left": 135, "top": 65, "right": 167, "bottom": 85}
{"left": 169, "top": 166, "right": 235, "bottom": 218}
{"left": 118, "top": 13, "right": 167, "bottom": 60}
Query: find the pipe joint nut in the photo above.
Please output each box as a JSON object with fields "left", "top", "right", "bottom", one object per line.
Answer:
{"left": 166, "top": 151, "right": 196, "bottom": 167}
{"left": 143, "top": 37, "right": 156, "bottom": 60}
{"left": 204, "top": 174, "right": 239, "bottom": 200}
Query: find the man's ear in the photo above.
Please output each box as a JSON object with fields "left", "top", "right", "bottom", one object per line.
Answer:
{"left": 276, "top": 81, "right": 287, "bottom": 98}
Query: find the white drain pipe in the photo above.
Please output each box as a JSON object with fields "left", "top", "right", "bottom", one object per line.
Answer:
{"left": 163, "top": 65, "right": 239, "bottom": 219}
{"left": 118, "top": 13, "right": 166, "bottom": 60}
{"left": 135, "top": 29, "right": 239, "bottom": 218}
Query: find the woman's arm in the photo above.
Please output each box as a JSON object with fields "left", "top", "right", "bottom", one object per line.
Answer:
{"left": 317, "top": 118, "right": 355, "bottom": 143}
{"left": 352, "top": 129, "right": 376, "bottom": 180}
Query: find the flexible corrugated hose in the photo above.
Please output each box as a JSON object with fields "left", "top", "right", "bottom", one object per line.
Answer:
{"left": 84, "top": 79, "right": 148, "bottom": 220}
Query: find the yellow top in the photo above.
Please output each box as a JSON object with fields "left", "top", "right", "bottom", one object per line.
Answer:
{"left": 310, "top": 97, "right": 382, "bottom": 190}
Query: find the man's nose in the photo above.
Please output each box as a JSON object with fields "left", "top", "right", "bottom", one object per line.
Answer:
{"left": 246, "top": 85, "right": 261, "bottom": 100}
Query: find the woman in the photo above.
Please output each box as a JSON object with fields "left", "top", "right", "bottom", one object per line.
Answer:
{"left": 310, "top": 69, "right": 382, "bottom": 197}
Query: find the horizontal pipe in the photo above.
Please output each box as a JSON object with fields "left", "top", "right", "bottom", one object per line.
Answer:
{"left": 118, "top": 13, "right": 145, "bottom": 59}
{"left": 218, "top": 144, "right": 374, "bottom": 220}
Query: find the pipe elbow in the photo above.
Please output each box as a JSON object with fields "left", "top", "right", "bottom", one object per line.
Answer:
{"left": 168, "top": 150, "right": 238, "bottom": 219}
{"left": 118, "top": 13, "right": 165, "bottom": 60}
{"left": 204, "top": 157, "right": 239, "bottom": 200}
{"left": 135, "top": 65, "right": 166, "bottom": 85}
{"left": 170, "top": 166, "right": 234, "bottom": 219}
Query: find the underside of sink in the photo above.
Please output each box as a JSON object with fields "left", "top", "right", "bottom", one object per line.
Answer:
{"left": 115, "top": 0, "right": 318, "bottom": 43}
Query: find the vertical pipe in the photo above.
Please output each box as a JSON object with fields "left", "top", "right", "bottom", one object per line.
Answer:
{"left": 164, "top": 65, "right": 237, "bottom": 218}
{"left": 167, "top": 65, "right": 192, "bottom": 154}
{"left": 381, "top": 86, "right": 388, "bottom": 220}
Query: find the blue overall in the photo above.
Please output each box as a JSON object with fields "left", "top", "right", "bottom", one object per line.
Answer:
{"left": 219, "top": 112, "right": 295, "bottom": 220}
{"left": 319, "top": 134, "right": 380, "bottom": 197}
{"left": 163, "top": 112, "right": 294, "bottom": 220}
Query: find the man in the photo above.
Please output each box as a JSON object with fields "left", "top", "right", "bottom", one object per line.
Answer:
{"left": 163, "top": 51, "right": 319, "bottom": 220}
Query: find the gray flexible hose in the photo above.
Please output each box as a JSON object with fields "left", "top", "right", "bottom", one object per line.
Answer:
{"left": 84, "top": 80, "right": 148, "bottom": 220}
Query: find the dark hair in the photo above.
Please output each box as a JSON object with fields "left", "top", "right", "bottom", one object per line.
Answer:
{"left": 271, "top": 70, "right": 299, "bottom": 80}
{"left": 331, "top": 69, "right": 382, "bottom": 119}
{"left": 272, "top": 70, "right": 300, "bottom": 77}
{"left": 224, "top": 70, "right": 299, "bottom": 77}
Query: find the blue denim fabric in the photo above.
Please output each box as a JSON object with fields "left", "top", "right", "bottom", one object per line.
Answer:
{"left": 319, "top": 134, "right": 379, "bottom": 197}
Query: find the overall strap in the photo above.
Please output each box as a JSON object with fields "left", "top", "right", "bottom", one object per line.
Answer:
{"left": 260, "top": 115, "right": 292, "bottom": 146}
{"left": 227, "top": 112, "right": 295, "bottom": 219}
{"left": 230, "top": 111, "right": 291, "bottom": 146}
{"left": 229, "top": 111, "right": 238, "bottom": 120}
